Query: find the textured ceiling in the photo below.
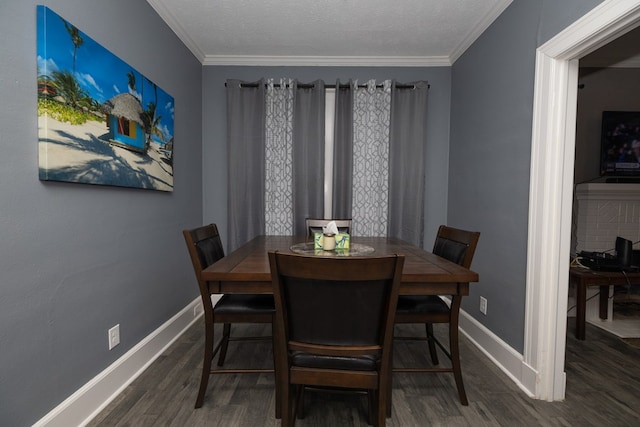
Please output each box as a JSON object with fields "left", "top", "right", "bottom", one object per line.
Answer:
{"left": 146, "top": 0, "right": 512, "bottom": 66}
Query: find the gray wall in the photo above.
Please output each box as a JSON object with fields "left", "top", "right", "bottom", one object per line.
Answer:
{"left": 202, "top": 66, "right": 452, "bottom": 249}
{"left": 0, "top": 1, "right": 203, "bottom": 425}
{"left": 449, "top": 0, "right": 604, "bottom": 351}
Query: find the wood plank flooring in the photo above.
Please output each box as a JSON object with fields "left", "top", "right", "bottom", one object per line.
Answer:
{"left": 88, "top": 319, "right": 640, "bottom": 426}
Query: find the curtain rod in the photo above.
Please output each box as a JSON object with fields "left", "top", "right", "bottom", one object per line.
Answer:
{"left": 225, "top": 82, "right": 429, "bottom": 89}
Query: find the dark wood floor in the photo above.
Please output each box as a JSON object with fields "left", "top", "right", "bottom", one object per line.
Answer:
{"left": 88, "top": 318, "right": 640, "bottom": 426}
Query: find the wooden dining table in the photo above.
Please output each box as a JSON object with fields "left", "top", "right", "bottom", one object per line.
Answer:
{"left": 201, "top": 235, "right": 479, "bottom": 295}
{"left": 200, "top": 235, "right": 479, "bottom": 419}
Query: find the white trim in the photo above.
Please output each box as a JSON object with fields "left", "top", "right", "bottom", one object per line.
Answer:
{"left": 201, "top": 55, "right": 452, "bottom": 67}
{"left": 33, "top": 298, "right": 204, "bottom": 427}
{"left": 458, "top": 309, "right": 536, "bottom": 398}
{"left": 146, "top": 0, "right": 206, "bottom": 62}
{"left": 526, "top": 0, "right": 640, "bottom": 402}
{"left": 449, "top": 0, "right": 513, "bottom": 64}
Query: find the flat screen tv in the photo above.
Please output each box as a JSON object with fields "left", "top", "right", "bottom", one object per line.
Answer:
{"left": 600, "top": 110, "right": 640, "bottom": 176}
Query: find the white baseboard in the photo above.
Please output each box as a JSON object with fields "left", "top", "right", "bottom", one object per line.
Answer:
{"left": 459, "top": 308, "right": 537, "bottom": 398}
{"left": 34, "top": 297, "right": 204, "bottom": 427}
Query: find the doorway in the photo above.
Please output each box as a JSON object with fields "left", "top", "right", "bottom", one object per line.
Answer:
{"left": 525, "top": 0, "right": 640, "bottom": 402}
{"left": 573, "top": 28, "right": 640, "bottom": 338}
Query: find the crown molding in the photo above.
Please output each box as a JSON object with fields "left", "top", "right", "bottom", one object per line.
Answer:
{"left": 146, "top": 0, "right": 206, "bottom": 63}
{"left": 450, "top": 0, "right": 513, "bottom": 64}
{"left": 201, "top": 55, "right": 451, "bottom": 67}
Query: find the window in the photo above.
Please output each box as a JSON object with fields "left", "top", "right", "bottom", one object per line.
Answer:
{"left": 324, "top": 88, "right": 335, "bottom": 218}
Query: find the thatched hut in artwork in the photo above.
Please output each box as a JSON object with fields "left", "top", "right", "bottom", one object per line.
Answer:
{"left": 104, "top": 93, "right": 145, "bottom": 152}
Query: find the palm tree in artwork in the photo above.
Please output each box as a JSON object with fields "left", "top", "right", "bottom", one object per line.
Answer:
{"left": 142, "top": 102, "right": 163, "bottom": 152}
{"left": 50, "top": 69, "right": 89, "bottom": 110}
{"left": 127, "top": 71, "right": 137, "bottom": 95}
{"left": 146, "top": 77, "right": 158, "bottom": 109}
{"left": 142, "top": 76, "right": 159, "bottom": 150}
{"left": 61, "top": 18, "right": 84, "bottom": 74}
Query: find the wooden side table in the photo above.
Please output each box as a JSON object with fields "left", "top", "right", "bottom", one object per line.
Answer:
{"left": 569, "top": 267, "right": 640, "bottom": 340}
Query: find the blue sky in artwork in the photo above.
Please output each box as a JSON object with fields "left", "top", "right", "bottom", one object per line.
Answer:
{"left": 36, "top": 5, "right": 174, "bottom": 144}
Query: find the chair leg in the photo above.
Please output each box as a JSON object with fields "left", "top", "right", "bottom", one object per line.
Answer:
{"left": 375, "top": 388, "right": 387, "bottom": 427}
{"left": 367, "top": 390, "right": 375, "bottom": 425}
{"left": 271, "top": 320, "right": 281, "bottom": 419}
{"left": 385, "top": 361, "right": 392, "bottom": 416}
{"left": 280, "top": 382, "right": 291, "bottom": 427}
{"left": 381, "top": 356, "right": 393, "bottom": 425}
{"left": 195, "top": 317, "right": 214, "bottom": 408}
{"left": 425, "top": 323, "right": 439, "bottom": 365}
{"left": 449, "top": 296, "right": 468, "bottom": 406}
{"left": 296, "top": 387, "right": 306, "bottom": 419}
{"left": 281, "top": 384, "right": 299, "bottom": 427}
{"left": 217, "top": 323, "right": 231, "bottom": 366}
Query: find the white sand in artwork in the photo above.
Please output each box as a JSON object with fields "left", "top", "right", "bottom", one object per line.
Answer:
{"left": 38, "top": 116, "right": 173, "bottom": 191}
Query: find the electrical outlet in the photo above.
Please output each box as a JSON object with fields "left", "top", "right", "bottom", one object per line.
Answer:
{"left": 479, "top": 296, "right": 487, "bottom": 315}
{"left": 108, "top": 324, "right": 120, "bottom": 350}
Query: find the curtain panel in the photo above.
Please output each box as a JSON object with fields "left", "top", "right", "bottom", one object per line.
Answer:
{"left": 265, "top": 79, "right": 294, "bottom": 235}
{"left": 226, "top": 79, "right": 265, "bottom": 251}
{"left": 388, "top": 81, "right": 429, "bottom": 247}
{"left": 264, "top": 79, "right": 325, "bottom": 236}
{"left": 351, "top": 80, "right": 392, "bottom": 238}
{"left": 292, "top": 80, "right": 325, "bottom": 235}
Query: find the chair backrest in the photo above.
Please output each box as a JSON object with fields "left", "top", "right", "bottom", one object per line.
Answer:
{"left": 432, "top": 225, "right": 480, "bottom": 269}
{"left": 183, "top": 224, "right": 225, "bottom": 289}
{"left": 268, "top": 251, "right": 404, "bottom": 358}
{"left": 305, "top": 218, "right": 352, "bottom": 238}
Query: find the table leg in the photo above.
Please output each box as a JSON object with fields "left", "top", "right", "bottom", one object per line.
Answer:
{"left": 575, "top": 277, "right": 586, "bottom": 340}
{"left": 599, "top": 285, "right": 609, "bottom": 320}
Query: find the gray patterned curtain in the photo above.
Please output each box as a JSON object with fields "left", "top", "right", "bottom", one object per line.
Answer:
{"left": 265, "top": 79, "right": 294, "bottom": 235}
{"left": 351, "top": 80, "right": 392, "bottom": 237}
{"left": 264, "top": 79, "right": 325, "bottom": 235}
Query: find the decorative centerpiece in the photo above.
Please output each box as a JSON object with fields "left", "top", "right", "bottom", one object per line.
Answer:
{"left": 313, "top": 221, "right": 350, "bottom": 251}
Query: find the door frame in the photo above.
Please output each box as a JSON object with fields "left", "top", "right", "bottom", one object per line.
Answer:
{"left": 525, "top": 0, "right": 640, "bottom": 401}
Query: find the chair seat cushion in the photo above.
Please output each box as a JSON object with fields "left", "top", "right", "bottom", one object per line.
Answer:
{"left": 290, "top": 351, "right": 378, "bottom": 371}
{"left": 395, "top": 295, "right": 449, "bottom": 315}
{"left": 214, "top": 294, "right": 275, "bottom": 315}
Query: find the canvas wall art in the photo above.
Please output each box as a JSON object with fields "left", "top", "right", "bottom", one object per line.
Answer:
{"left": 37, "top": 5, "right": 175, "bottom": 191}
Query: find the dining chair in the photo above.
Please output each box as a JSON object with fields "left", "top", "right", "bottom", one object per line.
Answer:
{"left": 183, "top": 224, "right": 275, "bottom": 409}
{"left": 305, "top": 218, "right": 352, "bottom": 238}
{"left": 394, "top": 225, "right": 480, "bottom": 406}
{"left": 268, "top": 251, "right": 404, "bottom": 427}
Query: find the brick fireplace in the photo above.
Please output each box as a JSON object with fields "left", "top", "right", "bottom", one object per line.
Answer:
{"left": 573, "top": 182, "right": 640, "bottom": 254}
{"left": 570, "top": 182, "right": 640, "bottom": 322}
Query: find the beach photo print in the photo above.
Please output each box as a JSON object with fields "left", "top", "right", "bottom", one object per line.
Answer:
{"left": 37, "top": 5, "right": 175, "bottom": 191}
